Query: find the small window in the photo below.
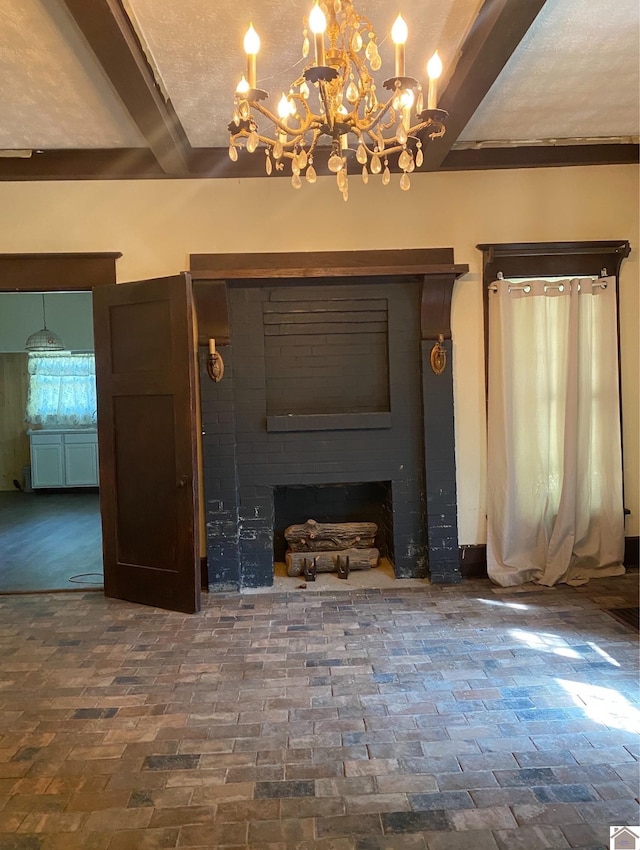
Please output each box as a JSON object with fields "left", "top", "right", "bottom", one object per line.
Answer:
{"left": 26, "top": 352, "right": 97, "bottom": 429}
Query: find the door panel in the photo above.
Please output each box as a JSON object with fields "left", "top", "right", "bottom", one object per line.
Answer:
{"left": 93, "top": 273, "right": 200, "bottom": 613}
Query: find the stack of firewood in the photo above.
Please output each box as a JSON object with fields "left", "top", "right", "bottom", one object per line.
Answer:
{"left": 284, "top": 518, "right": 379, "bottom": 577}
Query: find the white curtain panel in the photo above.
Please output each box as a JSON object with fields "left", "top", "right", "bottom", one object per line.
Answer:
{"left": 26, "top": 353, "right": 97, "bottom": 429}
{"left": 487, "top": 277, "right": 625, "bottom": 586}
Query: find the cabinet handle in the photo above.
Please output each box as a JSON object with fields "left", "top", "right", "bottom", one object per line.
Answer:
{"left": 177, "top": 475, "right": 189, "bottom": 488}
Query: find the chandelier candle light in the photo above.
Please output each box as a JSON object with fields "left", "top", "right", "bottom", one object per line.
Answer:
{"left": 228, "top": 0, "right": 447, "bottom": 199}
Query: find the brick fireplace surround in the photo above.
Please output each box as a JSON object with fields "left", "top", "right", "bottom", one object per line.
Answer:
{"left": 193, "top": 250, "right": 468, "bottom": 591}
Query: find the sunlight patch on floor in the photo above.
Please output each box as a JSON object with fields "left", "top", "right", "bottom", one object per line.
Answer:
{"left": 556, "top": 678, "right": 640, "bottom": 733}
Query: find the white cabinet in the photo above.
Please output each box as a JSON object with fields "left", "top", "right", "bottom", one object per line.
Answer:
{"left": 30, "top": 430, "right": 99, "bottom": 488}
{"left": 30, "top": 433, "right": 65, "bottom": 487}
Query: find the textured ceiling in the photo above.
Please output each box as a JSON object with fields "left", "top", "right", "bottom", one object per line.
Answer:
{"left": 0, "top": 0, "right": 144, "bottom": 148}
{"left": 0, "top": 0, "right": 637, "bottom": 176}
{"left": 125, "top": 0, "right": 483, "bottom": 148}
{"left": 458, "top": 0, "right": 640, "bottom": 144}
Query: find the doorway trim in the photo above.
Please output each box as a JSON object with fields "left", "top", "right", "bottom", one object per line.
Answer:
{"left": 0, "top": 253, "right": 121, "bottom": 291}
{"left": 0, "top": 252, "right": 120, "bottom": 593}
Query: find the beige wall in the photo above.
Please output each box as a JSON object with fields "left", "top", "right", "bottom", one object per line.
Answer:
{"left": 0, "top": 164, "right": 637, "bottom": 542}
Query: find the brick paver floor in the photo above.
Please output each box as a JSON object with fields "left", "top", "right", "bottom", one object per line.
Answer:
{"left": 0, "top": 572, "right": 637, "bottom": 849}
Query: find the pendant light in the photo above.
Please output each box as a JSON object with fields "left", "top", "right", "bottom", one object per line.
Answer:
{"left": 25, "top": 293, "right": 65, "bottom": 352}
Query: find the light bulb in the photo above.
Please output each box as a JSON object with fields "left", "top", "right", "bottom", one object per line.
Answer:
{"left": 243, "top": 23, "right": 260, "bottom": 88}
{"left": 309, "top": 2, "right": 327, "bottom": 65}
{"left": 427, "top": 51, "right": 442, "bottom": 80}
{"left": 426, "top": 51, "right": 442, "bottom": 109}
{"left": 391, "top": 14, "right": 408, "bottom": 45}
{"left": 309, "top": 2, "right": 327, "bottom": 34}
{"left": 244, "top": 24, "right": 260, "bottom": 55}
{"left": 236, "top": 76, "right": 250, "bottom": 96}
{"left": 278, "top": 93, "right": 291, "bottom": 119}
{"left": 400, "top": 89, "right": 414, "bottom": 110}
{"left": 391, "top": 14, "right": 408, "bottom": 77}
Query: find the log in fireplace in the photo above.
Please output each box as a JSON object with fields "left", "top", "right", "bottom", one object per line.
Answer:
{"left": 193, "top": 249, "right": 468, "bottom": 590}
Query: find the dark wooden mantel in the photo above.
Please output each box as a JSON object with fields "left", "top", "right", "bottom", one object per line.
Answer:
{"left": 191, "top": 249, "right": 469, "bottom": 346}
{"left": 190, "top": 249, "right": 468, "bottom": 281}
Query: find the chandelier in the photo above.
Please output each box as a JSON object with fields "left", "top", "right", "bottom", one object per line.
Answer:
{"left": 228, "top": 0, "right": 447, "bottom": 199}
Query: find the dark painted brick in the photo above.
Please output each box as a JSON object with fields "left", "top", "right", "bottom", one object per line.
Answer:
{"left": 202, "top": 279, "right": 457, "bottom": 587}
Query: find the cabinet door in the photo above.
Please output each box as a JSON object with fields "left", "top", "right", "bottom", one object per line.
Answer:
{"left": 64, "top": 440, "right": 99, "bottom": 486}
{"left": 31, "top": 440, "right": 64, "bottom": 487}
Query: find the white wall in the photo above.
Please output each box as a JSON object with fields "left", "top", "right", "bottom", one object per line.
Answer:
{"left": 0, "top": 164, "right": 637, "bottom": 542}
{"left": 0, "top": 292, "right": 94, "bottom": 352}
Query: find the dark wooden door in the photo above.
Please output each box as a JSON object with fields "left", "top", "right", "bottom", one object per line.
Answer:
{"left": 93, "top": 273, "right": 200, "bottom": 613}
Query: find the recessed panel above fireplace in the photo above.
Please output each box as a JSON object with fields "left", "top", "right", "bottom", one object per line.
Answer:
{"left": 264, "top": 291, "right": 390, "bottom": 417}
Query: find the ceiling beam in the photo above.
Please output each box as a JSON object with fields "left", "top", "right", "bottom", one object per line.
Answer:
{"left": 0, "top": 143, "right": 637, "bottom": 181}
{"left": 442, "top": 143, "right": 640, "bottom": 170}
{"left": 421, "top": 0, "right": 549, "bottom": 171}
{"left": 61, "top": 0, "right": 192, "bottom": 175}
{"left": 0, "top": 149, "right": 164, "bottom": 180}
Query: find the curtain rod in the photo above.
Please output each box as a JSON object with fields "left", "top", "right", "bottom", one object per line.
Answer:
{"left": 488, "top": 279, "right": 609, "bottom": 293}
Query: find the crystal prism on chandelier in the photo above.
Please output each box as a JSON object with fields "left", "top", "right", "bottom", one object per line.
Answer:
{"left": 228, "top": 0, "right": 447, "bottom": 199}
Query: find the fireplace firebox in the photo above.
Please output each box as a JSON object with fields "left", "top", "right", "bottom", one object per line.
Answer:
{"left": 273, "top": 482, "right": 394, "bottom": 566}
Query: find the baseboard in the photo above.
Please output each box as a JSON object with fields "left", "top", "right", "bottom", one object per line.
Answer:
{"left": 625, "top": 536, "right": 639, "bottom": 568}
{"left": 459, "top": 537, "right": 639, "bottom": 577}
{"left": 459, "top": 544, "right": 487, "bottom": 578}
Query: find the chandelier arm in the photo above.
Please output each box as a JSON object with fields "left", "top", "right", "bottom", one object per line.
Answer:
{"left": 356, "top": 111, "right": 396, "bottom": 138}
{"left": 378, "top": 143, "right": 404, "bottom": 157}
{"left": 259, "top": 134, "right": 303, "bottom": 155}
{"left": 229, "top": 127, "right": 310, "bottom": 161}
{"left": 351, "top": 135, "right": 380, "bottom": 157}
{"left": 419, "top": 123, "right": 446, "bottom": 140}
{"left": 285, "top": 93, "right": 321, "bottom": 136}
{"left": 250, "top": 102, "right": 321, "bottom": 139}
{"left": 362, "top": 95, "right": 397, "bottom": 136}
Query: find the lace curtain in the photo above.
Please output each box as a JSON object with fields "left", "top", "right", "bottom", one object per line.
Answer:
{"left": 487, "top": 277, "right": 625, "bottom": 587}
{"left": 26, "top": 353, "right": 97, "bottom": 428}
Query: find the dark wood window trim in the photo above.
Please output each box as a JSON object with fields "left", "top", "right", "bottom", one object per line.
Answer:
{"left": 477, "top": 239, "right": 632, "bottom": 512}
{"left": 477, "top": 240, "right": 631, "bottom": 384}
{"left": 477, "top": 240, "right": 630, "bottom": 281}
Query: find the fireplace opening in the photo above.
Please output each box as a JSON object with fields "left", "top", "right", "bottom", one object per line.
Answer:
{"left": 273, "top": 482, "right": 394, "bottom": 572}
